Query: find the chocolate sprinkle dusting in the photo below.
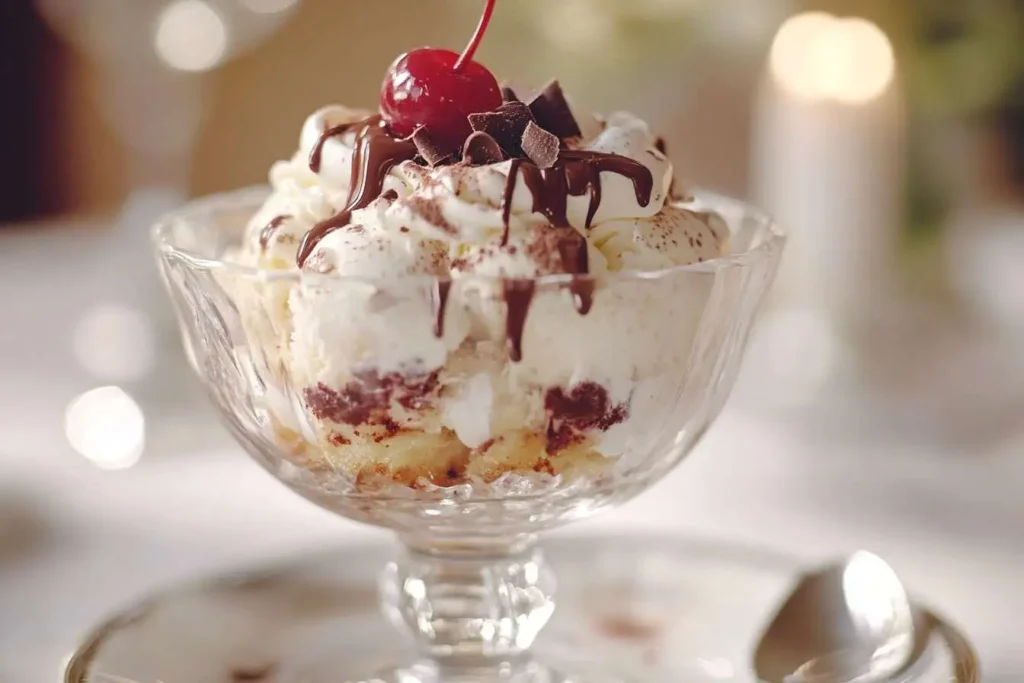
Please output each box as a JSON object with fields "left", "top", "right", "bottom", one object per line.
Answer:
{"left": 521, "top": 121, "right": 560, "bottom": 168}
{"left": 411, "top": 125, "right": 457, "bottom": 167}
{"left": 407, "top": 196, "right": 457, "bottom": 235}
{"left": 528, "top": 80, "right": 582, "bottom": 140}
{"left": 462, "top": 131, "right": 505, "bottom": 166}
{"left": 526, "top": 225, "right": 587, "bottom": 275}
{"left": 468, "top": 102, "right": 535, "bottom": 157}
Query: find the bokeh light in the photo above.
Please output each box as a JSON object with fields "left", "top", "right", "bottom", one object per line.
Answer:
{"left": 65, "top": 387, "right": 146, "bottom": 471}
{"left": 239, "top": 0, "right": 301, "bottom": 14}
{"left": 154, "top": 0, "right": 229, "bottom": 73}
{"left": 770, "top": 13, "right": 896, "bottom": 104}
{"left": 541, "top": 0, "right": 616, "bottom": 52}
{"left": 72, "top": 303, "right": 155, "bottom": 382}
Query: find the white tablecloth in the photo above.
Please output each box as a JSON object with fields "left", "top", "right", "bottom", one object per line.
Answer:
{"left": 2, "top": 222, "right": 1022, "bottom": 682}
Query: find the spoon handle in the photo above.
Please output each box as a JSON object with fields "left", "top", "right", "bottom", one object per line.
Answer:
{"left": 923, "top": 609, "right": 981, "bottom": 683}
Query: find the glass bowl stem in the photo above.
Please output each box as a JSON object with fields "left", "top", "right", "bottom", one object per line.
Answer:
{"left": 381, "top": 534, "right": 557, "bottom": 680}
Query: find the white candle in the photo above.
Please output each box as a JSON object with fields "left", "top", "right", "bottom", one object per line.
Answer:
{"left": 753, "top": 12, "right": 904, "bottom": 328}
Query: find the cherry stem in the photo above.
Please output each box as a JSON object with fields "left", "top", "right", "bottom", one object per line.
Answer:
{"left": 454, "top": 0, "right": 496, "bottom": 73}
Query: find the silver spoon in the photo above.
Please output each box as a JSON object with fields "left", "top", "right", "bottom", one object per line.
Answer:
{"left": 754, "top": 551, "right": 922, "bottom": 683}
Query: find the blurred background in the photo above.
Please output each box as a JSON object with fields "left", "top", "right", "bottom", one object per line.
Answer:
{"left": 1, "top": 0, "right": 1023, "bottom": 681}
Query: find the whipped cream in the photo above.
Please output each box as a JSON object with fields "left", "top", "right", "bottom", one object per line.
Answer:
{"left": 239, "top": 105, "right": 720, "bottom": 275}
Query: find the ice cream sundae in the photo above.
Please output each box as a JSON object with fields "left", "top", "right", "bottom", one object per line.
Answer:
{"left": 227, "top": 0, "right": 728, "bottom": 489}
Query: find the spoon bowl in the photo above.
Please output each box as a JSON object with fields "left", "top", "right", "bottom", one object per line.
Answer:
{"left": 754, "top": 551, "right": 920, "bottom": 683}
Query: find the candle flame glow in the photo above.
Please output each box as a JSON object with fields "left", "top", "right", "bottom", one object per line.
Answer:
{"left": 770, "top": 12, "right": 896, "bottom": 104}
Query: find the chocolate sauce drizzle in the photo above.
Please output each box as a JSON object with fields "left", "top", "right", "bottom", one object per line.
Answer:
{"left": 502, "top": 151, "right": 653, "bottom": 236}
{"left": 258, "top": 215, "right": 291, "bottom": 250}
{"left": 497, "top": 150, "right": 651, "bottom": 328}
{"left": 503, "top": 280, "right": 536, "bottom": 362}
{"left": 558, "top": 237, "right": 594, "bottom": 315}
{"left": 500, "top": 158, "right": 524, "bottom": 246}
{"left": 297, "top": 116, "right": 417, "bottom": 267}
{"left": 431, "top": 280, "right": 452, "bottom": 338}
{"left": 568, "top": 278, "right": 595, "bottom": 316}
{"left": 308, "top": 121, "right": 360, "bottom": 174}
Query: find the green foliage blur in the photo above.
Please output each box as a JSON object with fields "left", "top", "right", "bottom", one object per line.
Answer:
{"left": 908, "top": 0, "right": 1024, "bottom": 119}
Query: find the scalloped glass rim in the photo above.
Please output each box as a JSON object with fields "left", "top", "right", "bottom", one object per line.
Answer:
{"left": 151, "top": 185, "right": 786, "bottom": 285}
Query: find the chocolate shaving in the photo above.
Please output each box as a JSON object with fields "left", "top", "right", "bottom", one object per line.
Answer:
{"left": 462, "top": 131, "right": 505, "bottom": 166}
{"left": 528, "top": 80, "right": 582, "bottom": 140}
{"left": 468, "top": 102, "right": 535, "bottom": 157}
{"left": 501, "top": 85, "right": 521, "bottom": 103}
{"left": 521, "top": 121, "right": 561, "bottom": 169}
{"left": 411, "top": 126, "right": 456, "bottom": 167}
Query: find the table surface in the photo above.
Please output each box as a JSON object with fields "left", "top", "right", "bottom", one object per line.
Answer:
{"left": 2, "top": 221, "right": 1023, "bottom": 683}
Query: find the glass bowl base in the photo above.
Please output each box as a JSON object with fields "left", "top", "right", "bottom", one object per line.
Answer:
{"left": 291, "top": 660, "right": 607, "bottom": 683}
{"left": 66, "top": 535, "right": 974, "bottom": 683}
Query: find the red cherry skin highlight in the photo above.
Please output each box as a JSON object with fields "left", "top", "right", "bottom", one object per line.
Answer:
{"left": 381, "top": 49, "right": 502, "bottom": 149}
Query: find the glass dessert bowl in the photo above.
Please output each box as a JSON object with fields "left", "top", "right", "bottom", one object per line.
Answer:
{"left": 154, "top": 186, "right": 782, "bottom": 682}
{"left": 152, "top": 5, "right": 783, "bottom": 678}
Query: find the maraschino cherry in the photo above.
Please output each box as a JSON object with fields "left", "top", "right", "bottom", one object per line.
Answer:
{"left": 380, "top": 0, "right": 503, "bottom": 151}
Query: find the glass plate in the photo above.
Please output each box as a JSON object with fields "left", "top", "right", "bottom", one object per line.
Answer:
{"left": 65, "top": 534, "right": 978, "bottom": 683}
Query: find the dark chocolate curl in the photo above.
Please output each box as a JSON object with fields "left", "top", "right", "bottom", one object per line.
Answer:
{"left": 528, "top": 80, "right": 583, "bottom": 140}
{"left": 411, "top": 126, "right": 457, "bottom": 167}
{"left": 468, "top": 102, "right": 535, "bottom": 158}
{"left": 462, "top": 131, "right": 505, "bottom": 166}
